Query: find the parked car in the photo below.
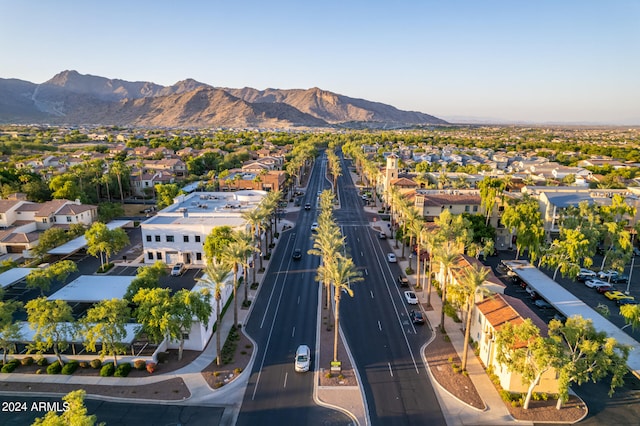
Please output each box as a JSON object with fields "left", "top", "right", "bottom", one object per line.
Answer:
{"left": 553, "top": 313, "right": 567, "bottom": 322}
{"left": 387, "top": 253, "right": 397, "bottom": 263}
{"left": 576, "top": 268, "right": 597, "bottom": 281}
{"left": 292, "top": 249, "right": 302, "bottom": 260}
{"left": 397, "top": 275, "right": 409, "bottom": 287}
{"left": 378, "top": 232, "right": 387, "bottom": 239}
{"left": 598, "top": 270, "right": 620, "bottom": 280}
{"left": 611, "top": 274, "right": 630, "bottom": 284}
{"left": 584, "top": 279, "right": 611, "bottom": 289}
{"left": 410, "top": 310, "right": 425, "bottom": 324}
{"left": 294, "top": 344, "right": 311, "bottom": 372}
{"left": 404, "top": 291, "right": 419, "bottom": 305}
{"left": 595, "top": 285, "right": 615, "bottom": 294}
{"left": 534, "top": 299, "right": 553, "bottom": 309}
{"left": 617, "top": 298, "right": 640, "bottom": 306}
{"left": 604, "top": 290, "right": 634, "bottom": 302}
{"left": 171, "top": 263, "right": 185, "bottom": 276}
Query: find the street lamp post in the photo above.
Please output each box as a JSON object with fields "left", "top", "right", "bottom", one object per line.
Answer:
{"left": 626, "top": 255, "right": 635, "bottom": 295}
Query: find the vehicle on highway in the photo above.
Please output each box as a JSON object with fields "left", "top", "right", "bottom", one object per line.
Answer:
{"left": 584, "top": 278, "right": 611, "bottom": 289}
{"left": 398, "top": 275, "right": 409, "bottom": 287}
{"left": 387, "top": 253, "right": 397, "bottom": 263}
{"left": 534, "top": 299, "right": 553, "bottom": 309}
{"left": 171, "top": 263, "right": 185, "bottom": 276}
{"left": 404, "top": 291, "right": 418, "bottom": 305}
{"left": 292, "top": 249, "right": 302, "bottom": 260}
{"left": 311, "top": 222, "right": 319, "bottom": 232}
{"left": 410, "top": 310, "right": 425, "bottom": 324}
{"left": 604, "top": 290, "right": 634, "bottom": 302}
{"left": 304, "top": 203, "right": 311, "bottom": 210}
{"left": 294, "top": 344, "right": 311, "bottom": 372}
{"left": 378, "top": 232, "right": 387, "bottom": 239}
{"left": 576, "top": 268, "right": 597, "bottom": 281}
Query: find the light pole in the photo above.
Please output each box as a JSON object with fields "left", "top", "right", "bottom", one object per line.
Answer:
{"left": 625, "top": 255, "right": 635, "bottom": 295}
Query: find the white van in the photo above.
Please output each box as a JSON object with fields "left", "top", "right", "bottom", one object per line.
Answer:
{"left": 294, "top": 345, "right": 311, "bottom": 372}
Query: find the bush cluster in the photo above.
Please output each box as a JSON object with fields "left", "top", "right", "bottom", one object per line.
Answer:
{"left": 36, "top": 357, "right": 49, "bottom": 366}
{"left": 114, "top": 363, "right": 132, "bottom": 377}
{"left": 134, "top": 359, "right": 147, "bottom": 370}
{"left": 90, "top": 359, "right": 102, "bottom": 369}
{"left": 100, "top": 362, "right": 115, "bottom": 377}
{"left": 61, "top": 360, "right": 79, "bottom": 375}
{"left": 47, "top": 361, "right": 62, "bottom": 374}
{"left": 1, "top": 359, "right": 20, "bottom": 373}
{"left": 21, "top": 357, "right": 34, "bottom": 366}
{"left": 220, "top": 326, "right": 241, "bottom": 365}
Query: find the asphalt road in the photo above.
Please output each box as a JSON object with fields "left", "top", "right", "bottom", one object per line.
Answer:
{"left": 336, "top": 154, "right": 446, "bottom": 426}
{"left": 237, "top": 153, "right": 352, "bottom": 426}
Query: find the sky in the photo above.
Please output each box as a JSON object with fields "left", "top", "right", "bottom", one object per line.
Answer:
{"left": 1, "top": 0, "right": 639, "bottom": 125}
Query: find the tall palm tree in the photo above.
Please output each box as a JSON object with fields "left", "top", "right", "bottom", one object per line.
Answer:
{"left": 330, "top": 255, "right": 363, "bottom": 363}
{"left": 234, "top": 231, "right": 257, "bottom": 305}
{"left": 241, "top": 208, "right": 265, "bottom": 282}
{"left": 435, "top": 242, "right": 461, "bottom": 332}
{"left": 196, "top": 259, "right": 231, "bottom": 366}
{"left": 405, "top": 208, "right": 423, "bottom": 271}
{"left": 408, "top": 216, "right": 425, "bottom": 287}
{"left": 309, "top": 220, "right": 344, "bottom": 309}
{"left": 222, "top": 235, "right": 247, "bottom": 328}
{"left": 453, "top": 263, "right": 491, "bottom": 370}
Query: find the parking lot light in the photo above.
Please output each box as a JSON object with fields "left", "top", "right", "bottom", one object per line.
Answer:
{"left": 625, "top": 255, "right": 635, "bottom": 295}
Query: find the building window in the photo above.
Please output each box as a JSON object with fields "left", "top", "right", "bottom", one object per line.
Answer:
{"left": 42, "top": 218, "right": 47, "bottom": 223}
{"left": 196, "top": 252, "right": 202, "bottom": 261}
{"left": 166, "top": 235, "right": 174, "bottom": 243}
{"left": 465, "top": 206, "right": 470, "bottom": 212}
{"left": 473, "top": 206, "right": 478, "bottom": 212}
{"left": 182, "top": 333, "right": 189, "bottom": 340}
{"left": 195, "top": 235, "right": 201, "bottom": 243}
{"left": 156, "top": 252, "right": 162, "bottom": 260}
{"left": 146, "top": 235, "right": 152, "bottom": 242}
{"left": 67, "top": 216, "right": 73, "bottom": 222}
{"left": 183, "top": 235, "right": 189, "bottom": 243}
{"left": 147, "top": 252, "right": 153, "bottom": 260}
{"left": 155, "top": 235, "right": 161, "bottom": 242}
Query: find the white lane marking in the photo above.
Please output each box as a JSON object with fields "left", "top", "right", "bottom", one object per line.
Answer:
{"left": 370, "top": 290, "right": 374, "bottom": 298}
{"left": 284, "top": 372, "right": 288, "bottom": 388}
{"left": 291, "top": 326, "right": 295, "bottom": 338}
{"left": 361, "top": 251, "right": 364, "bottom": 256}
{"left": 297, "top": 296, "right": 300, "bottom": 304}
{"left": 388, "top": 362, "right": 393, "bottom": 377}
{"left": 364, "top": 268, "right": 368, "bottom": 276}
{"left": 378, "top": 320, "right": 382, "bottom": 331}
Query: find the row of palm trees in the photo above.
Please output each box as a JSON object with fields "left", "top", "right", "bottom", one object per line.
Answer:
{"left": 197, "top": 190, "right": 283, "bottom": 366}
{"left": 309, "top": 190, "right": 362, "bottom": 363}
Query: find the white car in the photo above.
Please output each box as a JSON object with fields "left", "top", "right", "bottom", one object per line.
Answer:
{"left": 311, "top": 222, "right": 319, "bottom": 232}
{"left": 576, "top": 268, "right": 596, "bottom": 280}
{"left": 597, "top": 270, "right": 619, "bottom": 280}
{"left": 171, "top": 263, "right": 185, "bottom": 276}
{"left": 387, "top": 253, "right": 397, "bottom": 263}
{"left": 584, "top": 278, "right": 611, "bottom": 289}
{"left": 404, "top": 291, "right": 419, "bottom": 305}
{"left": 294, "top": 344, "right": 311, "bottom": 372}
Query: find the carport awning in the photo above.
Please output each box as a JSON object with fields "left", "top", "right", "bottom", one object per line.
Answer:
{"left": 0, "top": 268, "right": 35, "bottom": 289}
{"left": 47, "top": 220, "right": 132, "bottom": 255}
{"left": 47, "top": 275, "right": 135, "bottom": 302}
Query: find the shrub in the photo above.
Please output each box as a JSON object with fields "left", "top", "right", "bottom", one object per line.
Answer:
{"left": 146, "top": 362, "right": 156, "bottom": 374}
{"left": 233, "top": 368, "right": 242, "bottom": 375}
{"left": 443, "top": 303, "right": 461, "bottom": 322}
{"left": 47, "top": 361, "right": 62, "bottom": 375}
{"left": 114, "top": 363, "right": 132, "bottom": 377}
{"left": 325, "top": 372, "right": 332, "bottom": 378}
{"left": 21, "top": 357, "right": 34, "bottom": 366}
{"left": 35, "top": 368, "right": 43, "bottom": 375}
{"left": 338, "top": 374, "right": 345, "bottom": 380}
{"left": 405, "top": 267, "right": 414, "bottom": 275}
{"left": 157, "top": 352, "right": 169, "bottom": 363}
{"left": 133, "top": 359, "right": 146, "bottom": 370}
{"left": 100, "top": 362, "right": 115, "bottom": 377}
{"left": 90, "top": 359, "right": 102, "bottom": 369}
{"left": 79, "top": 361, "right": 89, "bottom": 369}
{"left": 213, "top": 382, "right": 224, "bottom": 389}
{"left": 36, "top": 357, "right": 49, "bottom": 367}
{"left": 1, "top": 362, "right": 18, "bottom": 373}
{"left": 61, "top": 361, "right": 79, "bottom": 375}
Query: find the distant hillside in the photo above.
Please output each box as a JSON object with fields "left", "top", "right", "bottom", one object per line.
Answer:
{"left": 0, "top": 70, "right": 447, "bottom": 128}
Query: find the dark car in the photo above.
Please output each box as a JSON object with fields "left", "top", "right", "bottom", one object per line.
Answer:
{"left": 304, "top": 203, "right": 311, "bottom": 210}
{"left": 292, "top": 249, "right": 302, "bottom": 260}
{"left": 534, "top": 299, "right": 553, "bottom": 309}
{"left": 611, "top": 274, "right": 629, "bottom": 284}
{"left": 617, "top": 298, "right": 640, "bottom": 306}
{"left": 398, "top": 275, "right": 409, "bottom": 287}
{"left": 410, "top": 310, "right": 425, "bottom": 324}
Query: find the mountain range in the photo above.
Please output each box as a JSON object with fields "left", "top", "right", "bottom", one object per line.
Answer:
{"left": 0, "top": 70, "right": 447, "bottom": 129}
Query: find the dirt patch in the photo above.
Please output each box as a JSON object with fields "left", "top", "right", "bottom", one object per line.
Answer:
{"left": 201, "top": 327, "right": 254, "bottom": 389}
{"left": 424, "top": 328, "right": 485, "bottom": 410}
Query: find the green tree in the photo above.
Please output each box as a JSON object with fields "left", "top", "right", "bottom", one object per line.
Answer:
{"left": 196, "top": 259, "right": 231, "bottom": 366}
{"left": 434, "top": 241, "right": 461, "bottom": 332}
{"left": 155, "top": 183, "right": 182, "bottom": 210}
{"left": 26, "top": 260, "right": 78, "bottom": 296}
{"left": 0, "top": 296, "right": 22, "bottom": 364}
{"left": 171, "top": 289, "right": 212, "bottom": 360}
{"left": 222, "top": 235, "right": 249, "bottom": 328}
{"left": 501, "top": 194, "right": 545, "bottom": 262}
{"left": 540, "top": 228, "right": 592, "bottom": 280}
{"left": 478, "top": 176, "right": 506, "bottom": 226}
{"left": 495, "top": 319, "right": 563, "bottom": 409}
{"left": 97, "top": 202, "right": 124, "bottom": 222}
{"left": 32, "top": 389, "right": 103, "bottom": 426}
{"left": 330, "top": 254, "right": 363, "bottom": 363}
{"left": 32, "top": 228, "right": 70, "bottom": 258}
{"left": 81, "top": 299, "right": 131, "bottom": 366}
{"left": 25, "top": 298, "right": 74, "bottom": 366}
{"left": 124, "top": 261, "right": 167, "bottom": 301}
{"left": 203, "top": 226, "right": 234, "bottom": 262}
{"left": 549, "top": 315, "right": 630, "bottom": 409}
{"left": 85, "top": 223, "right": 130, "bottom": 269}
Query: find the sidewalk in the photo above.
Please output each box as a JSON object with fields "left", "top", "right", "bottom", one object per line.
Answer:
{"left": 371, "top": 209, "right": 529, "bottom": 426}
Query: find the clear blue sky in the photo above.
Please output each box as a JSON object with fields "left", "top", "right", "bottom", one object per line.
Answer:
{"left": 1, "top": 0, "right": 639, "bottom": 125}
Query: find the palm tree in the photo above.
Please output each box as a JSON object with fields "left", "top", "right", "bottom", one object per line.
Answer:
{"left": 309, "top": 219, "right": 344, "bottom": 309}
{"left": 405, "top": 208, "right": 423, "bottom": 272}
{"left": 222, "top": 235, "right": 248, "bottom": 328}
{"left": 330, "top": 255, "right": 363, "bottom": 363}
{"left": 454, "top": 263, "right": 491, "bottom": 370}
{"left": 435, "top": 242, "right": 461, "bottom": 332}
{"left": 235, "top": 231, "right": 257, "bottom": 305}
{"left": 111, "top": 160, "right": 129, "bottom": 203}
{"left": 196, "top": 259, "right": 231, "bottom": 366}
{"left": 241, "top": 208, "right": 265, "bottom": 283}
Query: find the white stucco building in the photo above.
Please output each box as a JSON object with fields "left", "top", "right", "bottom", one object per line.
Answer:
{"left": 140, "top": 190, "right": 267, "bottom": 266}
